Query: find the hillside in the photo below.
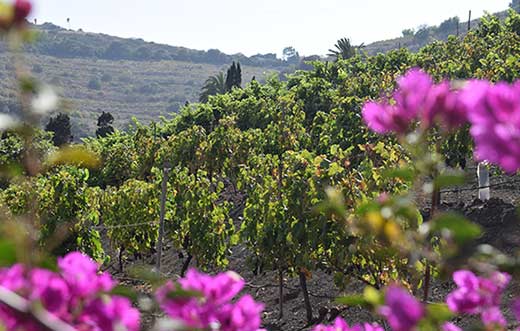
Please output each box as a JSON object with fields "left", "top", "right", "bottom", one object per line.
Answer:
{"left": 0, "top": 23, "right": 288, "bottom": 138}
{"left": 363, "top": 9, "right": 510, "bottom": 55}
{"left": 0, "top": 52, "right": 273, "bottom": 137}
{"left": 0, "top": 7, "right": 514, "bottom": 138}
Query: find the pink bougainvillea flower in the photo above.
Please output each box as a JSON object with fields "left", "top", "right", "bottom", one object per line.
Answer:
{"left": 462, "top": 80, "right": 520, "bottom": 173}
{"left": 422, "top": 82, "right": 468, "bottom": 131}
{"left": 362, "top": 68, "right": 433, "bottom": 135}
{"left": 79, "top": 296, "right": 140, "bottom": 331}
{"left": 156, "top": 268, "right": 264, "bottom": 331}
{"left": 0, "top": 252, "right": 140, "bottom": 331}
{"left": 447, "top": 270, "right": 511, "bottom": 328}
{"left": 312, "top": 317, "right": 383, "bottom": 331}
{"left": 28, "top": 268, "right": 70, "bottom": 317}
{"left": 58, "top": 251, "right": 115, "bottom": 298}
{"left": 378, "top": 285, "right": 425, "bottom": 331}
{"left": 362, "top": 102, "right": 404, "bottom": 134}
{"left": 512, "top": 298, "right": 520, "bottom": 321}
{"left": 178, "top": 269, "right": 245, "bottom": 306}
{"left": 218, "top": 295, "right": 264, "bottom": 331}
{"left": 446, "top": 270, "right": 482, "bottom": 314}
{"left": 13, "top": 0, "right": 32, "bottom": 24}
{"left": 447, "top": 270, "right": 510, "bottom": 313}
{"left": 363, "top": 68, "right": 468, "bottom": 135}
{"left": 442, "top": 322, "right": 462, "bottom": 331}
{"left": 313, "top": 317, "right": 350, "bottom": 331}
{"left": 481, "top": 306, "right": 507, "bottom": 328}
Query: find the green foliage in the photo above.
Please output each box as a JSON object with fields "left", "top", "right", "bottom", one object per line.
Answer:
{"left": 282, "top": 46, "right": 300, "bottom": 63}
{"left": 328, "top": 38, "right": 362, "bottom": 60}
{"left": 3, "top": 10, "right": 520, "bottom": 293}
{"left": 0, "top": 129, "right": 54, "bottom": 181}
{"left": 87, "top": 77, "right": 102, "bottom": 90}
{"left": 166, "top": 167, "right": 234, "bottom": 269}
{"left": 199, "top": 72, "right": 227, "bottom": 103}
{"left": 96, "top": 111, "right": 115, "bottom": 138}
{"left": 84, "top": 131, "right": 137, "bottom": 187}
{"left": 0, "top": 166, "right": 104, "bottom": 259}
{"left": 438, "top": 17, "right": 460, "bottom": 37}
{"left": 225, "top": 61, "right": 242, "bottom": 91}
{"left": 45, "top": 113, "right": 73, "bottom": 146}
{"left": 102, "top": 179, "right": 159, "bottom": 254}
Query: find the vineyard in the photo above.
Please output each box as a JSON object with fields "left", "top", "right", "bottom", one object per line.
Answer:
{"left": 3, "top": 2, "right": 520, "bottom": 331}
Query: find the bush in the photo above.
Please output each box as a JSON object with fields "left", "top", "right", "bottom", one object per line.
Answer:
{"left": 101, "top": 73, "right": 112, "bottom": 82}
{"left": 87, "top": 77, "right": 102, "bottom": 90}
{"left": 32, "top": 64, "right": 43, "bottom": 73}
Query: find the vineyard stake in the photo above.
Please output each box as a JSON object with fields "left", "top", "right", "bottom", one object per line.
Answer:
{"left": 477, "top": 162, "right": 490, "bottom": 201}
{"left": 156, "top": 161, "right": 171, "bottom": 273}
{"left": 467, "top": 10, "right": 472, "bottom": 32}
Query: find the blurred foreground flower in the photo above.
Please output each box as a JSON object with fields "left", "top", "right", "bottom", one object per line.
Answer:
{"left": 462, "top": 80, "right": 520, "bottom": 173}
{"left": 32, "top": 85, "right": 59, "bottom": 115}
{"left": 0, "top": 114, "right": 18, "bottom": 131}
{"left": 156, "top": 268, "right": 264, "bottom": 331}
{"left": 378, "top": 285, "right": 425, "bottom": 331}
{"left": 446, "top": 270, "right": 510, "bottom": 328}
{"left": 0, "top": 252, "right": 140, "bottom": 331}
{"left": 0, "top": 0, "right": 31, "bottom": 30}
{"left": 362, "top": 68, "right": 467, "bottom": 135}
{"left": 313, "top": 317, "right": 383, "bottom": 331}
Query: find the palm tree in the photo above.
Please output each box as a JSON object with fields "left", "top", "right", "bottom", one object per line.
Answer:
{"left": 199, "top": 72, "right": 227, "bottom": 103}
{"left": 328, "top": 38, "right": 364, "bottom": 61}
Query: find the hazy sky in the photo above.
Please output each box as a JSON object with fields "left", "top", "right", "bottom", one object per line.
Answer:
{"left": 31, "top": 0, "right": 510, "bottom": 57}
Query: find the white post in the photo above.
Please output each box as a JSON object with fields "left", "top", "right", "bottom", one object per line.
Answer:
{"left": 477, "top": 161, "right": 490, "bottom": 201}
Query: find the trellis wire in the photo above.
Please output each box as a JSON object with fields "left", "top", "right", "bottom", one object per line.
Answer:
{"left": 440, "top": 178, "right": 520, "bottom": 194}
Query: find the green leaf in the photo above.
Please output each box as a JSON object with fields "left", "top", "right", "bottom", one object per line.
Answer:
{"left": 363, "top": 286, "right": 383, "bottom": 306}
{"left": 37, "top": 256, "right": 58, "bottom": 272}
{"left": 46, "top": 146, "right": 101, "bottom": 169}
{"left": 0, "top": 240, "right": 17, "bottom": 266}
{"left": 111, "top": 285, "right": 138, "bottom": 301}
{"left": 432, "top": 213, "right": 481, "bottom": 244}
{"left": 434, "top": 173, "right": 465, "bottom": 189}
{"left": 166, "top": 287, "right": 203, "bottom": 300}
{"left": 127, "top": 266, "right": 166, "bottom": 286}
{"left": 426, "top": 303, "right": 453, "bottom": 322}
{"left": 335, "top": 295, "right": 367, "bottom": 306}
{"left": 383, "top": 167, "right": 414, "bottom": 182}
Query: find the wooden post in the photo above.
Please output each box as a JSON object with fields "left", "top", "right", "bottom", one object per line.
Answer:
{"left": 299, "top": 271, "right": 313, "bottom": 323}
{"left": 467, "top": 10, "right": 472, "bottom": 32}
{"left": 155, "top": 161, "right": 171, "bottom": 272}
{"left": 278, "top": 268, "right": 284, "bottom": 319}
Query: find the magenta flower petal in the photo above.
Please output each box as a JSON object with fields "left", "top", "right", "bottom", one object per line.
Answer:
{"left": 481, "top": 306, "right": 506, "bottom": 327}
{"left": 442, "top": 322, "right": 462, "bottom": 331}
{"left": 156, "top": 269, "right": 263, "bottom": 331}
{"left": 462, "top": 80, "right": 520, "bottom": 173}
{"left": 0, "top": 252, "right": 140, "bottom": 331}
{"left": 512, "top": 298, "right": 520, "bottom": 321}
{"left": 379, "top": 285, "right": 424, "bottom": 331}
{"left": 313, "top": 317, "right": 350, "bottom": 331}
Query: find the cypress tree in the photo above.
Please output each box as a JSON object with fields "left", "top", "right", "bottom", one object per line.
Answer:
{"left": 225, "top": 61, "right": 242, "bottom": 91}
{"left": 96, "top": 111, "right": 115, "bottom": 138}
{"left": 45, "top": 113, "right": 73, "bottom": 146}
{"left": 235, "top": 62, "right": 242, "bottom": 88}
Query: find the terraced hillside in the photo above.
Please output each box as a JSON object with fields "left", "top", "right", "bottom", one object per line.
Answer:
{"left": 1, "top": 53, "right": 273, "bottom": 137}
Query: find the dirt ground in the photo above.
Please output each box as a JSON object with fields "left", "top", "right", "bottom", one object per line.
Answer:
{"left": 106, "top": 164, "right": 520, "bottom": 331}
